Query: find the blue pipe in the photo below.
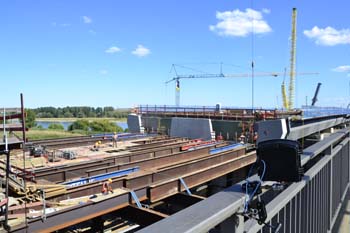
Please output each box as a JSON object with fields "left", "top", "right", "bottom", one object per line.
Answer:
{"left": 63, "top": 167, "right": 139, "bottom": 188}
{"left": 209, "top": 143, "right": 244, "bottom": 155}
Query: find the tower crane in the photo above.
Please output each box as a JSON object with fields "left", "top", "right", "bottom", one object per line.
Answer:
{"left": 166, "top": 64, "right": 317, "bottom": 106}
{"left": 282, "top": 8, "right": 297, "bottom": 110}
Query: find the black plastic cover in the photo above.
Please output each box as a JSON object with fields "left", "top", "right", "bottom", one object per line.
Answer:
{"left": 257, "top": 139, "right": 303, "bottom": 182}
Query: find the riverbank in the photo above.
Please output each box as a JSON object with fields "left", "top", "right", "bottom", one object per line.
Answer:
{"left": 36, "top": 117, "right": 127, "bottom": 122}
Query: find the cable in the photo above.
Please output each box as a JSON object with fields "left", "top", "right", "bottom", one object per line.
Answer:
{"left": 250, "top": 0, "right": 255, "bottom": 112}
{"left": 243, "top": 159, "right": 266, "bottom": 212}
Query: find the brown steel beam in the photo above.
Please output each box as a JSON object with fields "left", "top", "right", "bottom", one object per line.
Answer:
{"left": 86, "top": 146, "right": 211, "bottom": 177}
{"left": 147, "top": 152, "right": 256, "bottom": 202}
{"left": 0, "top": 113, "right": 22, "bottom": 121}
{"left": 10, "top": 188, "right": 147, "bottom": 233}
{"left": 46, "top": 147, "right": 245, "bottom": 201}
{"left": 124, "top": 147, "right": 246, "bottom": 190}
{"left": 31, "top": 142, "right": 186, "bottom": 182}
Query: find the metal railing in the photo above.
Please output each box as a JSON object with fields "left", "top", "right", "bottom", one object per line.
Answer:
{"left": 245, "top": 134, "right": 349, "bottom": 233}
{"left": 138, "top": 128, "right": 350, "bottom": 233}
{"left": 135, "top": 105, "right": 284, "bottom": 120}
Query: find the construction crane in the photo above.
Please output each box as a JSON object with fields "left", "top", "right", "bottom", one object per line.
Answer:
{"left": 166, "top": 64, "right": 317, "bottom": 106}
{"left": 311, "top": 83, "right": 322, "bottom": 106}
{"left": 282, "top": 8, "right": 297, "bottom": 110}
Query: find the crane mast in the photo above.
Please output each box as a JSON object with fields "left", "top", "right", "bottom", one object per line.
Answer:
{"left": 281, "top": 8, "right": 297, "bottom": 110}
{"left": 289, "top": 8, "right": 297, "bottom": 109}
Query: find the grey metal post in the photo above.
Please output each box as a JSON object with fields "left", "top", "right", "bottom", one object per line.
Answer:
{"left": 219, "top": 214, "right": 244, "bottom": 233}
{"left": 328, "top": 155, "right": 333, "bottom": 232}
{"left": 3, "top": 108, "right": 11, "bottom": 231}
{"left": 42, "top": 189, "right": 46, "bottom": 221}
{"left": 20, "top": 93, "right": 26, "bottom": 143}
{"left": 4, "top": 150, "right": 10, "bottom": 231}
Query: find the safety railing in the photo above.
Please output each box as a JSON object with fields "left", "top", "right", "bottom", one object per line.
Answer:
{"left": 138, "top": 128, "right": 350, "bottom": 233}
{"left": 245, "top": 134, "right": 349, "bottom": 233}
{"left": 135, "top": 105, "right": 285, "bottom": 120}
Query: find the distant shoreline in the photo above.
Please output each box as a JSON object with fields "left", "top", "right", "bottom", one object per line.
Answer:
{"left": 36, "top": 117, "right": 127, "bottom": 123}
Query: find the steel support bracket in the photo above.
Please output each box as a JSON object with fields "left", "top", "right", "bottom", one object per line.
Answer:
{"left": 179, "top": 177, "right": 192, "bottom": 195}
{"left": 130, "top": 190, "right": 143, "bottom": 209}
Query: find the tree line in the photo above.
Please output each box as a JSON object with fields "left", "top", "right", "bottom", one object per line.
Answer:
{"left": 31, "top": 106, "right": 130, "bottom": 118}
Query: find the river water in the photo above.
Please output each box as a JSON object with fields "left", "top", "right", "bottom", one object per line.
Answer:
{"left": 36, "top": 121, "right": 128, "bottom": 131}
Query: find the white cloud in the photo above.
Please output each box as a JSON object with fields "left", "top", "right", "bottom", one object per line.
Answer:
{"left": 209, "top": 8, "right": 272, "bottom": 37}
{"left": 332, "top": 65, "right": 350, "bottom": 72}
{"left": 132, "top": 45, "right": 151, "bottom": 57}
{"left": 105, "top": 46, "right": 121, "bottom": 54}
{"left": 51, "top": 22, "right": 71, "bottom": 27}
{"left": 304, "top": 26, "right": 350, "bottom": 46}
{"left": 82, "top": 16, "right": 92, "bottom": 24}
{"left": 100, "top": 69, "right": 108, "bottom": 75}
{"left": 262, "top": 8, "right": 271, "bottom": 14}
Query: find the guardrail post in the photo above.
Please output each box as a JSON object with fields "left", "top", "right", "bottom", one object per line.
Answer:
{"left": 328, "top": 152, "right": 333, "bottom": 232}
{"left": 219, "top": 214, "right": 244, "bottom": 233}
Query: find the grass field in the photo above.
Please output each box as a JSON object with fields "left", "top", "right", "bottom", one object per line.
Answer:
{"left": 36, "top": 117, "right": 127, "bottom": 122}
{"left": 1, "top": 129, "right": 86, "bottom": 140}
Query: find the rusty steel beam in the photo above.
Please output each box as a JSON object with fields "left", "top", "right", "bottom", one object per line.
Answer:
{"left": 0, "top": 113, "right": 22, "bottom": 121}
{"left": 86, "top": 146, "right": 212, "bottom": 177}
{"left": 10, "top": 188, "right": 147, "bottom": 233}
{"left": 31, "top": 142, "right": 186, "bottom": 182}
{"left": 32, "top": 159, "right": 116, "bottom": 183}
{"left": 132, "top": 136, "right": 171, "bottom": 145}
{"left": 147, "top": 152, "right": 256, "bottom": 202}
{"left": 127, "top": 138, "right": 187, "bottom": 150}
{"left": 47, "top": 146, "right": 243, "bottom": 201}
{"left": 111, "top": 142, "right": 184, "bottom": 164}
{"left": 49, "top": 147, "right": 213, "bottom": 200}
{"left": 124, "top": 147, "right": 246, "bottom": 190}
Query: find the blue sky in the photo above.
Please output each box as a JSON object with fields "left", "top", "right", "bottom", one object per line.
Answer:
{"left": 1, "top": 0, "right": 350, "bottom": 108}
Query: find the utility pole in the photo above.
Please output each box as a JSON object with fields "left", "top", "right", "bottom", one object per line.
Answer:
{"left": 2, "top": 108, "right": 10, "bottom": 231}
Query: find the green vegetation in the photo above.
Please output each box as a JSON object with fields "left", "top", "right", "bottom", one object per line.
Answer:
{"left": 89, "top": 120, "right": 123, "bottom": 133}
{"left": 32, "top": 106, "right": 130, "bottom": 119}
{"left": 68, "top": 119, "right": 123, "bottom": 133}
{"left": 48, "top": 123, "right": 64, "bottom": 130}
{"left": 68, "top": 119, "right": 90, "bottom": 131}
{"left": 25, "top": 109, "right": 36, "bottom": 128}
{"left": 0, "top": 129, "right": 85, "bottom": 140}
{"left": 36, "top": 117, "right": 127, "bottom": 122}
{"left": 26, "top": 129, "right": 84, "bottom": 140}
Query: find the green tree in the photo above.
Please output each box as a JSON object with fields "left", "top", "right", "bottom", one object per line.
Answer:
{"left": 89, "top": 120, "right": 123, "bottom": 133}
{"left": 48, "top": 123, "right": 64, "bottom": 130}
{"left": 68, "top": 119, "right": 90, "bottom": 131}
{"left": 25, "top": 109, "right": 36, "bottom": 128}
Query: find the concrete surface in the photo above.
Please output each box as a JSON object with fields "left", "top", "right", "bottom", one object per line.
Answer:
{"left": 170, "top": 117, "right": 214, "bottom": 141}
{"left": 127, "top": 114, "right": 144, "bottom": 133}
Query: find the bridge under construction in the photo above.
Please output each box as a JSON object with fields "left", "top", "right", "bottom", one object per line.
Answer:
{"left": 0, "top": 101, "right": 350, "bottom": 232}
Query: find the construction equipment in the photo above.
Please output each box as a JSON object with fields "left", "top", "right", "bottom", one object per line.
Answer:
{"left": 62, "top": 150, "right": 76, "bottom": 160}
{"left": 29, "top": 145, "right": 46, "bottom": 157}
{"left": 282, "top": 8, "right": 297, "bottom": 110}
{"left": 311, "top": 83, "right": 322, "bottom": 106}
{"left": 167, "top": 63, "right": 318, "bottom": 106}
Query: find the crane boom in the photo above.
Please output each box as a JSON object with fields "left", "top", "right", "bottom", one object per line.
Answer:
{"left": 311, "top": 83, "right": 322, "bottom": 106}
{"left": 166, "top": 68, "right": 317, "bottom": 106}
{"left": 166, "top": 72, "right": 317, "bottom": 84}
